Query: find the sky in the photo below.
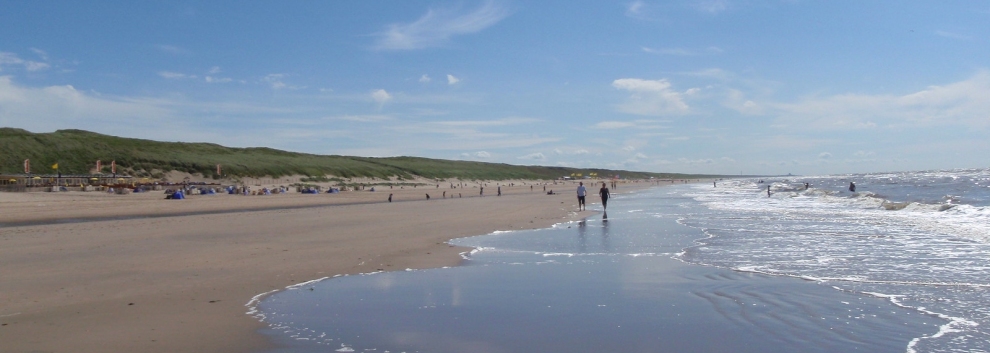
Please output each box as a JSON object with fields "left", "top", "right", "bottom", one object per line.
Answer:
{"left": 1, "top": 1, "right": 988, "bottom": 175}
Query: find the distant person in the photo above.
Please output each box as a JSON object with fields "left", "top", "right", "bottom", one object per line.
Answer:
{"left": 426, "top": 193, "right": 430, "bottom": 200}
{"left": 849, "top": 182, "right": 856, "bottom": 192}
{"left": 497, "top": 186, "right": 501, "bottom": 196}
{"left": 480, "top": 187, "right": 484, "bottom": 196}
{"left": 805, "top": 182, "right": 809, "bottom": 190}
{"left": 599, "top": 182, "right": 610, "bottom": 210}
{"left": 576, "top": 182, "right": 587, "bottom": 211}
{"left": 767, "top": 185, "right": 771, "bottom": 197}
{"left": 388, "top": 193, "right": 393, "bottom": 202}
{"left": 443, "top": 191, "right": 446, "bottom": 198}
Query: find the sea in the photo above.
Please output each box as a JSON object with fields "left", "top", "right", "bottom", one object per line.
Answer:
{"left": 252, "top": 168, "right": 990, "bottom": 353}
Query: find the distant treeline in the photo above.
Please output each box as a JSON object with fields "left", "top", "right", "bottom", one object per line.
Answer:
{"left": 0, "top": 128, "right": 717, "bottom": 181}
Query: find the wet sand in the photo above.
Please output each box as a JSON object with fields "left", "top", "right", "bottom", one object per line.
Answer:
{"left": 0, "top": 181, "right": 654, "bottom": 353}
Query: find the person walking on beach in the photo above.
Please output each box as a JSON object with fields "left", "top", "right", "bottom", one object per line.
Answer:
{"left": 497, "top": 186, "right": 501, "bottom": 196}
{"left": 576, "top": 182, "right": 587, "bottom": 211}
{"left": 599, "top": 182, "right": 610, "bottom": 210}
{"left": 388, "top": 193, "right": 393, "bottom": 202}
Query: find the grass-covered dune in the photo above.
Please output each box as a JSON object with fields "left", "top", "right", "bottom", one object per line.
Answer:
{"left": 0, "top": 128, "right": 713, "bottom": 181}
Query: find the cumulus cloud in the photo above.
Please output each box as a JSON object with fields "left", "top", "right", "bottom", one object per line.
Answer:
{"left": 612, "top": 78, "right": 690, "bottom": 116}
{"left": 461, "top": 151, "right": 491, "bottom": 159}
{"left": 419, "top": 74, "right": 431, "bottom": 83}
{"left": 373, "top": 0, "right": 510, "bottom": 50}
{"left": 371, "top": 89, "right": 393, "bottom": 106}
{"left": 447, "top": 74, "right": 460, "bottom": 85}
{"left": 725, "top": 88, "right": 764, "bottom": 115}
{"left": 819, "top": 152, "right": 832, "bottom": 159}
{"left": 518, "top": 152, "right": 546, "bottom": 161}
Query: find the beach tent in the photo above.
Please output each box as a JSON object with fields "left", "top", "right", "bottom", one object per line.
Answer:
{"left": 171, "top": 191, "right": 184, "bottom": 199}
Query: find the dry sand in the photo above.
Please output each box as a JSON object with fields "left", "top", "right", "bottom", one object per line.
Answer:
{"left": 0, "top": 180, "right": 657, "bottom": 353}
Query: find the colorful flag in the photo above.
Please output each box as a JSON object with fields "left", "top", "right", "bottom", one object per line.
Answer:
{"left": 52, "top": 163, "right": 58, "bottom": 170}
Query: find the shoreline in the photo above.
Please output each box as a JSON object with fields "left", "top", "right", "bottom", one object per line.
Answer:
{"left": 0, "top": 180, "right": 659, "bottom": 353}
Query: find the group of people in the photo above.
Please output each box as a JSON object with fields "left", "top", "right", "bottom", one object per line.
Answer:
{"left": 575, "top": 181, "right": 610, "bottom": 211}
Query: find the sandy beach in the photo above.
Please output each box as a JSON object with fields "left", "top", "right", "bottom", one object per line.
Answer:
{"left": 0, "top": 179, "right": 655, "bottom": 353}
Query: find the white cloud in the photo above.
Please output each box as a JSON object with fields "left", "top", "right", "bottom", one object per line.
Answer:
{"left": 626, "top": 1, "right": 645, "bottom": 16}
{"left": 462, "top": 151, "right": 492, "bottom": 159}
{"left": 373, "top": 0, "right": 510, "bottom": 51}
{"left": 0, "top": 76, "right": 172, "bottom": 132}
{"left": 819, "top": 152, "right": 832, "bottom": 159}
{"left": 725, "top": 88, "right": 764, "bottom": 115}
{"left": 573, "top": 149, "right": 590, "bottom": 155}
{"left": 622, "top": 145, "right": 636, "bottom": 152}
{"left": 595, "top": 121, "right": 637, "bottom": 129}
{"left": 419, "top": 74, "right": 431, "bottom": 83}
{"left": 261, "top": 74, "right": 303, "bottom": 90}
{"left": 29, "top": 48, "right": 49, "bottom": 61}
{"left": 263, "top": 74, "right": 287, "bottom": 89}
{"left": 208, "top": 66, "right": 222, "bottom": 74}
{"left": 518, "top": 152, "right": 546, "bottom": 161}
{"left": 447, "top": 74, "right": 460, "bottom": 85}
{"left": 612, "top": 78, "right": 690, "bottom": 116}
{"left": 0, "top": 52, "right": 50, "bottom": 72}
{"left": 371, "top": 89, "right": 393, "bottom": 106}
{"left": 205, "top": 76, "right": 232, "bottom": 83}
{"left": 159, "top": 71, "right": 197, "bottom": 79}
{"left": 773, "top": 70, "right": 990, "bottom": 129}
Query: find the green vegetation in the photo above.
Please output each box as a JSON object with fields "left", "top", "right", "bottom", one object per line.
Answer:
{"left": 0, "top": 128, "right": 715, "bottom": 180}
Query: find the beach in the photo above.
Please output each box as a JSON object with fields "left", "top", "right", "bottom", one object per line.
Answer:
{"left": 0, "top": 180, "right": 651, "bottom": 353}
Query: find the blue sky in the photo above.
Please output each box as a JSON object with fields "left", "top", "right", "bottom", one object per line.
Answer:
{"left": 1, "top": 1, "right": 988, "bottom": 175}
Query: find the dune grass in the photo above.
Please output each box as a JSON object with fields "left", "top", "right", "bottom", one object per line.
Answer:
{"left": 0, "top": 128, "right": 714, "bottom": 181}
